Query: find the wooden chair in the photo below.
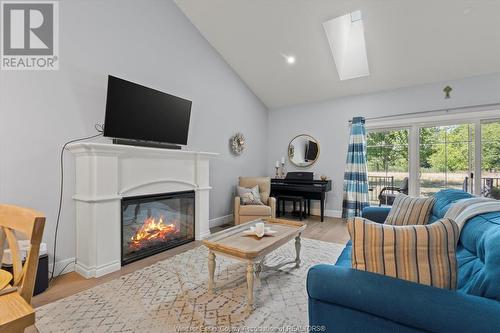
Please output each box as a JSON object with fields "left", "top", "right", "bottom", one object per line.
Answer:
{"left": 0, "top": 204, "right": 45, "bottom": 303}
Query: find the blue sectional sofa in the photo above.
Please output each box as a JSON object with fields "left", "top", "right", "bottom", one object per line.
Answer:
{"left": 307, "top": 190, "right": 500, "bottom": 332}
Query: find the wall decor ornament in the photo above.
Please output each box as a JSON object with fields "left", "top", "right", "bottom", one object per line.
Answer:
{"left": 230, "top": 132, "right": 246, "bottom": 155}
{"left": 443, "top": 85, "right": 452, "bottom": 99}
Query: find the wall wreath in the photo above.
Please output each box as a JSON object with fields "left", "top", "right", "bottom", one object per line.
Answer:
{"left": 230, "top": 133, "right": 246, "bottom": 155}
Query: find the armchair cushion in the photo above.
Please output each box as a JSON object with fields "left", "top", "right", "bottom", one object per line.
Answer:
{"left": 239, "top": 205, "right": 272, "bottom": 216}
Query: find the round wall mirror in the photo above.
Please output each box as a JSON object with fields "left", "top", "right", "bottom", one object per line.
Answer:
{"left": 288, "top": 134, "right": 320, "bottom": 167}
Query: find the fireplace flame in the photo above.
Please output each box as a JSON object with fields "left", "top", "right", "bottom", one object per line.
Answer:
{"left": 130, "top": 216, "right": 178, "bottom": 249}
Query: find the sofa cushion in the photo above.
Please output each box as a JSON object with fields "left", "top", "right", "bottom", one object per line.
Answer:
{"left": 456, "top": 211, "right": 500, "bottom": 300}
{"left": 385, "top": 194, "right": 434, "bottom": 226}
{"left": 239, "top": 204, "right": 271, "bottom": 216}
{"left": 348, "top": 217, "right": 459, "bottom": 289}
{"left": 429, "top": 189, "right": 473, "bottom": 223}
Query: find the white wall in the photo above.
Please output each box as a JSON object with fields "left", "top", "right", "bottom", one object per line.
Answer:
{"left": 0, "top": 0, "right": 268, "bottom": 271}
{"left": 268, "top": 73, "right": 500, "bottom": 216}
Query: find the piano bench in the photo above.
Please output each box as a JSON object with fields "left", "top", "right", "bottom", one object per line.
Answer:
{"left": 277, "top": 195, "right": 307, "bottom": 221}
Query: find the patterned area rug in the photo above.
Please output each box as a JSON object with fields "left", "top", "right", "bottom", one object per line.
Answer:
{"left": 36, "top": 238, "right": 345, "bottom": 333}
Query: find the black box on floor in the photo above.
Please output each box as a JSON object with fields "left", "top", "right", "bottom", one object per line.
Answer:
{"left": 2, "top": 254, "right": 49, "bottom": 296}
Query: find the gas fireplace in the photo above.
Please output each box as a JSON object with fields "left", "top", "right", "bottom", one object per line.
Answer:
{"left": 121, "top": 191, "right": 195, "bottom": 265}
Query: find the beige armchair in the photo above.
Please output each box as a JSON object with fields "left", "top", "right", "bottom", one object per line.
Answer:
{"left": 234, "top": 177, "right": 276, "bottom": 225}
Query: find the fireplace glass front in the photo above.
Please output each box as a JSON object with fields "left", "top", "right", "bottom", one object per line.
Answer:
{"left": 121, "top": 191, "right": 195, "bottom": 265}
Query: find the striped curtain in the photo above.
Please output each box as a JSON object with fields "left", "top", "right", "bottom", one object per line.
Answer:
{"left": 342, "top": 117, "right": 369, "bottom": 219}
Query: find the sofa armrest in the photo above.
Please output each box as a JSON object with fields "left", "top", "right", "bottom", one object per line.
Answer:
{"left": 362, "top": 206, "right": 391, "bottom": 223}
{"left": 234, "top": 197, "right": 241, "bottom": 225}
{"left": 307, "top": 265, "right": 500, "bottom": 332}
{"left": 268, "top": 197, "right": 276, "bottom": 218}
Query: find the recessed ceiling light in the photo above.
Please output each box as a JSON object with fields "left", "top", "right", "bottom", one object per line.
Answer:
{"left": 286, "top": 55, "right": 296, "bottom": 65}
{"left": 323, "top": 10, "right": 370, "bottom": 80}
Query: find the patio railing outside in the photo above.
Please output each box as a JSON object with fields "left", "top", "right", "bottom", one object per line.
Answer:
{"left": 482, "top": 177, "right": 500, "bottom": 199}
{"left": 369, "top": 175, "right": 500, "bottom": 204}
{"left": 368, "top": 175, "right": 394, "bottom": 206}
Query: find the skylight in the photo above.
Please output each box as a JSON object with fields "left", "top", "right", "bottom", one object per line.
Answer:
{"left": 323, "top": 10, "right": 370, "bottom": 80}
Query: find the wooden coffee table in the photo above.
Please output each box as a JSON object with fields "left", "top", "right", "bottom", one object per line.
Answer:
{"left": 203, "top": 218, "right": 306, "bottom": 311}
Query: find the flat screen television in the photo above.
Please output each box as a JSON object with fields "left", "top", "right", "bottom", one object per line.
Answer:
{"left": 305, "top": 140, "right": 318, "bottom": 161}
{"left": 103, "top": 76, "right": 192, "bottom": 146}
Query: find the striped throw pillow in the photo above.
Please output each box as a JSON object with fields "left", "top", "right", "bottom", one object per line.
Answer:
{"left": 348, "top": 217, "right": 459, "bottom": 290}
{"left": 385, "top": 194, "right": 434, "bottom": 226}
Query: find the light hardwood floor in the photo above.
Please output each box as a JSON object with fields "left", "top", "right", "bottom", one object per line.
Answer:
{"left": 27, "top": 216, "right": 348, "bottom": 332}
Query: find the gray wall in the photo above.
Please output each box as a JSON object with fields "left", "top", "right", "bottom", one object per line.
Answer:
{"left": 267, "top": 73, "right": 500, "bottom": 216}
{"left": 0, "top": 0, "right": 268, "bottom": 269}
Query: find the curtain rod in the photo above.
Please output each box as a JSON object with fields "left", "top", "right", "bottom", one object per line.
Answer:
{"left": 347, "top": 102, "right": 500, "bottom": 123}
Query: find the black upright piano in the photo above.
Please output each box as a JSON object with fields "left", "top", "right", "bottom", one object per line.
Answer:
{"left": 270, "top": 172, "right": 332, "bottom": 222}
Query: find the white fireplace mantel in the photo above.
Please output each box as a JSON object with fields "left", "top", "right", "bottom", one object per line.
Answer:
{"left": 68, "top": 142, "right": 218, "bottom": 278}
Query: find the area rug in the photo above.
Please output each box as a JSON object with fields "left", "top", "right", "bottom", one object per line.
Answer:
{"left": 36, "top": 238, "right": 345, "bottom": 333}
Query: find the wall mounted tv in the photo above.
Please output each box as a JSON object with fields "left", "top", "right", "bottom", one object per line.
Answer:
{"left": 305, "top": 140, "right": 318, "bottom": 161}
{"left": 103, "top": 75, "right": 192, "bottom": 148}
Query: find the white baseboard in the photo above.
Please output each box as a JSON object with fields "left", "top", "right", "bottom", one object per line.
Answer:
{"left": 75, "top": 260, "right": 121, "bottom": 279}
{"left": 52, "top": 258, "right": 121, "bottom": 278}
{"left": 198, "top": 230, "right": 212, "bottom": 240}
{"left": 50, "top": 257, "right": 76, "bottom": 277}
{"left": 209, "top": 214, "right": 234, "bottom": 228}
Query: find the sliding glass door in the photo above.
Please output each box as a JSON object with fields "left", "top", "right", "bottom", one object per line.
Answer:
{"left": 366, "top": 113, "right": 500, "bottom": 205}
{"left": 367, "top": 128, "right": 409, "bottom": 205}
{"left": 419, "top": 124, "right": 474, "bottom": 197}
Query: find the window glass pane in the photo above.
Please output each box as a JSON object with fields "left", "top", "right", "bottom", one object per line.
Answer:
{"left": 367, "top": 128, "right": 409, "bottom": 206}
{"left": 481, "top": 121, "right": 500, "bottom": 199}
{"left": 419, "top": 124, "right": 474, "bottom": 197}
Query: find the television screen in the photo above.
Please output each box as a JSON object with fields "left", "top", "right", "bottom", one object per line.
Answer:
{"left": 103, "top": 76, "right": 192, "bottom": 145}
{"left": 305, "top": 140, "right": 318, "bottom": 161}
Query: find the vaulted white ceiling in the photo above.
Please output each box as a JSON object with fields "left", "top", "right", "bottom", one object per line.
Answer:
{"left": 175, "top": 0, "right": 500, "bottom": 109}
